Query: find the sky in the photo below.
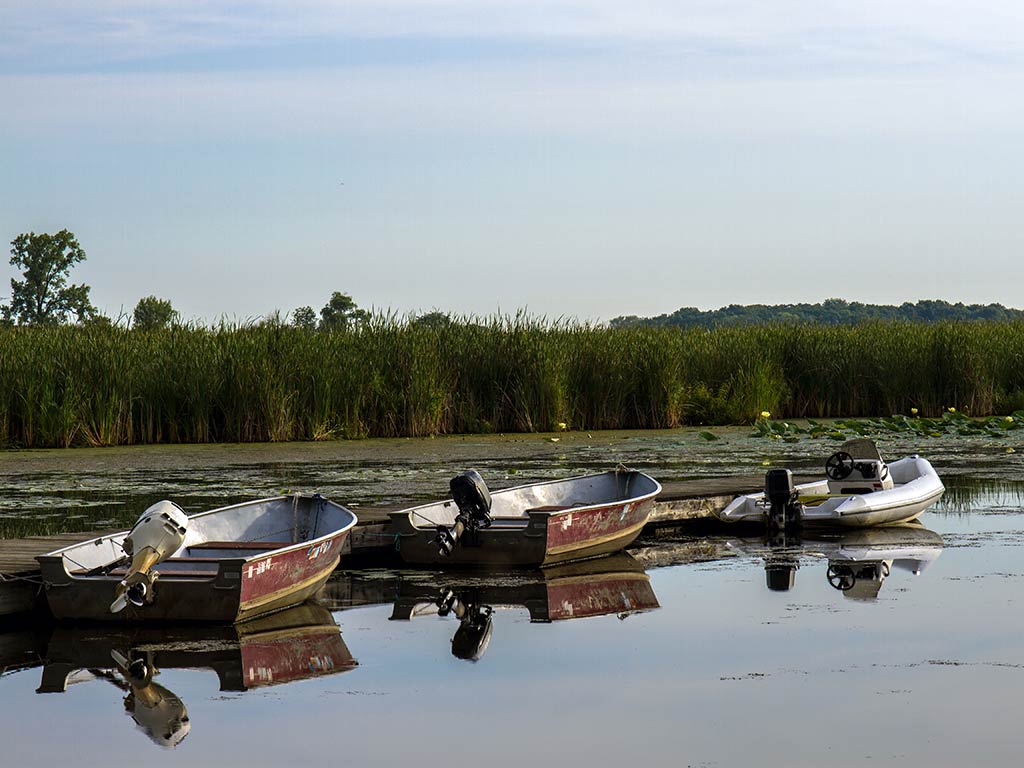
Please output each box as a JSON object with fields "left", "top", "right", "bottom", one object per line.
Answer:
{"left": 2, "top": 1, "right": 1023, "bottom": 323}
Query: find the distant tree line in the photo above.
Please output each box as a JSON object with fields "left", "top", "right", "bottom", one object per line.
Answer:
{"left": 610, "top": 298, "right": 1024, "bottom": 329}
{"left": 7, "top": 230, "right": 1017, "bottom": 336}
{"left": 2, "top": 229, "right": 390, "bottom": 332}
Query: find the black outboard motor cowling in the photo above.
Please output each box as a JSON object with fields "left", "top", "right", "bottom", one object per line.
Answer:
{"left": 765, "top": 468, "right": 802, "bottom": 531}
{"left": 436, "top": 470, "right": 493, "bottom": 556}
{"left": 450, "top": 470, "right": 492, "bottom": 522}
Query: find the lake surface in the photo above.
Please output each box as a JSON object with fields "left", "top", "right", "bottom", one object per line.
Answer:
{"left": 1, "top": 430, "right": 1023, "bottom": 766}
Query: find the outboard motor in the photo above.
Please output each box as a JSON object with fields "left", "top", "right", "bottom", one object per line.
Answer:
{"left": 111, "top": 501, "right": 189, "bottom": 614}
{"left": 764, "top": 469, "right": 802, "bottom": 531}
{"left": 436, "top": 470, "right": 493, "bottom": 556}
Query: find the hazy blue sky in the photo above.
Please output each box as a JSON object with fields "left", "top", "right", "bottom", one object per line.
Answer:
{"left": 2, "top": 1, "right": 1023, "bottom": 322}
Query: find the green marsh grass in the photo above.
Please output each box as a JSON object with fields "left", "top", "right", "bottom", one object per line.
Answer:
{"left": 1, "top": 318, "right": 1023, "bottom": 448}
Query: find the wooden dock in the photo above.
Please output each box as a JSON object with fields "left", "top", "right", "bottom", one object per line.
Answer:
{"left": 0, "top": 475, "right": 771, "bottom": 614}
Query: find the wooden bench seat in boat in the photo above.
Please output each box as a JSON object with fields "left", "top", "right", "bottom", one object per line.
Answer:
{"left": 107, "top": 565, "right": 220, "bottom": 579}
{"left": 487, "top": 519, "right": 531, "bottom": 529}
{"left": 187, "top": 541, "right": 293, "bottom": 550}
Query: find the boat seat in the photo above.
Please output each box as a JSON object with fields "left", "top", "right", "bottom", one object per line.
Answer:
{"left": 524, "top": 505, "right": 571, "bottom": 513}
{"left": 188, "top": 540, "right": 293, "bottom": 550}
{"left": 488, "top": 518, "right": 531, "bottom": 529}
{"left": 107, "top": 565, "right": 219, "bottom": 578}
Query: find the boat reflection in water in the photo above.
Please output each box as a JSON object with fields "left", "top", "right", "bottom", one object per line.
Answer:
{"left": 35, "top": 603, "right": 356, "bottom": 748}
{"left": 729, "top": 524, "right": 944, "bottom": 599}
{"left": 331, "top": 553, "right": 659, "bottom": 662}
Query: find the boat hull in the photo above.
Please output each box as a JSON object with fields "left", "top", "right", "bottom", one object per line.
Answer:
{"left": 390, "top": 470, "right": 661, "bottom": 567}
{"left": 40, "top": 538, "right": 347, "bottom": 622}
{"left": 718, "top": 456, "right": 945, "bottom": 528}
{"left": 37, "top": 495, "right": 356, "bottom": 623}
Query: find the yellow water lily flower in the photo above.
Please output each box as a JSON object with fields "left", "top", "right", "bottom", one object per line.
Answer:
{"left": 760, "top": 410, "right": 771, "bottom": 419}
{"left": 947, "top": 407, "right": 956, "bottom": 413}
{"left": 910, "top": 407, "right": 918, "bottom": 415}
{"left": 1006, "top": 416, "right": 1015, "bottom": 423}
{"left": 556, "top": 422, "right": 568, "bottom": 431}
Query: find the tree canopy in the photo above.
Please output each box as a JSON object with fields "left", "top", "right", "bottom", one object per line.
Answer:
{"left": 291, "top": 292, "right": 368, "bottom": 331}
{"left": 291, "top": 305, "right": 318, "bottom": 331}
{"left": 133, "top": 295, "right": 178, "bottom": 331}
{"left": 610, "top": 299, "right": 1024, "bottom": 329}
{"left": 3, "top": 230, "right": 96, "bottom": 325}
{"left": 415, "top": 310, "right": 452, "bottom": 328}
{"left": 319, "top": 291, "right": 368, "bottom": 330}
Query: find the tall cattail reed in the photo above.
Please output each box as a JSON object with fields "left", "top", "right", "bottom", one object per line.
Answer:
{"left": 1, "top": 317, "right": 1023, "bottom": 448}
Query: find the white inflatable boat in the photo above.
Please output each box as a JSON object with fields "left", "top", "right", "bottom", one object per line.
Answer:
{"left": 718, "top": 439, "right": 944, "bottom": 529}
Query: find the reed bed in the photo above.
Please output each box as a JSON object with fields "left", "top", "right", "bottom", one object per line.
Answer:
{"left": 1, "top": 318, "right": 1023, "bottom": 448}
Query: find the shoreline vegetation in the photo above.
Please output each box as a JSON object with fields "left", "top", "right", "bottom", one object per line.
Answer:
{"left": 2, "top": 316, "right": 1024, "bottom": 449}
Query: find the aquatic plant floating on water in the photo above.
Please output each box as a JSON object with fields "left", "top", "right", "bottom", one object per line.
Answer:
{"left": 751, "top": 410, "right": 1024, "bottom": 441}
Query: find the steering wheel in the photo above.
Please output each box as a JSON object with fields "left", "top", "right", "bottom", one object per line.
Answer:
{"left": 827, "top": 564, "right": 856, "bottom": 591}
{"left": 825, "top": 451, "right": 855, "bottom": 480}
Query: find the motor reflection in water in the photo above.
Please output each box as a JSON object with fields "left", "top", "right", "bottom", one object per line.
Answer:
{"left": 327, "top": 553, "right": 660, "bottom": 663}
{"left": 729, "top": 523, "right": 944, "bottom": 599}
{"left": 33, "top": 603, "right": 356, "bottom": 748}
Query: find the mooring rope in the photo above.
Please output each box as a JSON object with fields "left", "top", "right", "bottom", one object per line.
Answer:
{"left": 0, "top": 571, "right": 44, "bottom": 586}
{"left": 359, "top": 531, "right": 403, "bottom": 551}
{"left": 410, "top": 508, "right": 447, "bottom": 528}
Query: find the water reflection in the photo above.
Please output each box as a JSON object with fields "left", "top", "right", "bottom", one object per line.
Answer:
{"left": 728, "top": 524, "right": 944, "bottom": 599}
{"left": 327, "top": 554, "right": 659, "bottom": 662}
{"left": 933, "top": 475, "right": 1024, "bottom": 514}
{"left": 28, "top": 603, "right": 355, "bottom": 749}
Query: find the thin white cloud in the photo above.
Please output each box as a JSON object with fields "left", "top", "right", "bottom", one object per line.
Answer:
{"left": 2, "top": 1, "right": 1023, "bottom": 72}
{"left": 4, "top": 64, "right": 1023, "bottom": 144}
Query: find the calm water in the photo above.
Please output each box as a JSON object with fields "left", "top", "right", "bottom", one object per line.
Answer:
{"left": 2, "top": 432, "right": 1024, "bottom": 766}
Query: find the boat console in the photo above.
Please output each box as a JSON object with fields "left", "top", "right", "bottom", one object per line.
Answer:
{"left": 824, "top": 451, "right": 894, "bottom": 495}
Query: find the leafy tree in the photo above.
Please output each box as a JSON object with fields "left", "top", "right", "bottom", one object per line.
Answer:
{"left": 4, "top": 230, "right": 96, "bottom": 324}
{"left": 257, "top": 309, "right": 288, "bottom": 327}
{"left": 291, "top": 305, "right": 317, "bottom": 331}
{"left": 319, "top": 292, "right": 367, "bottom": 330}
{"left": 83, "top": 314, "right": 113, "bottom": 327}
{"left": 416, "top": 310, "right": 451, "bottom": 328}
{"left": 610, "top": 299, "right": 1024, "bottom": 329}
{"left": 133, "top": 295, "right": 178, "bottom": 331}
